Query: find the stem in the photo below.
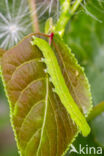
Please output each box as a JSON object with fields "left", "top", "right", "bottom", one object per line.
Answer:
{"left": 55, "top": 0, "right": 83, "bottom": 37}
{"left": 71, "top": 0, "right": 83, "bottom": 15}
{"left": 28, "top": 0, "right": 39, "bottom": 32}
{"left": 88, "top": 101, "right": 104, "bottom": 121}
{"left": 55, "top": 0, "right": 71, "bottom": 37}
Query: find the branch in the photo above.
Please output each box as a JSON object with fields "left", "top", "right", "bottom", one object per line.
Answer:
{"left": 55, "top": 0, "right": 71, "bottom": 37}
{"left": 71, "top": 0, "right": 83, "bottom": 15}
{"left": 88, "top": 101, "right": 104, "bottom": 121}
{"left": 55, "top": 0, "right": 83, "bottom": 37}
{"left": 28, "top": 0, "right": 39, "bottom": 32}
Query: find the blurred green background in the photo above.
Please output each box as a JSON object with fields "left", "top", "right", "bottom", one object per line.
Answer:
{"left": 0, "top": 0, "right": 104, "bottom": 155}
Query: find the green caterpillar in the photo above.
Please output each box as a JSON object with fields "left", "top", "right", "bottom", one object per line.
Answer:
{"left": 31, "top": 36, "right": 90, "bottom": 137}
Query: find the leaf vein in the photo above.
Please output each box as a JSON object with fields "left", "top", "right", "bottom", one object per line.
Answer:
{"left": 7, "top": 58, "right": 40, "bottom": 85}
{"left": 13, "top": 77, "right": 45, "bottom": 113}
{"left": 36, "top": 77, "right": 49, "bottom": 156}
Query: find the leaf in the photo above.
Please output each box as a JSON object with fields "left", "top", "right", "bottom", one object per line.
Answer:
{"left": 45, "top": 18, "right": 54, "bottom": 34}
{"left": 1, "top": 33, "right": 92, "bottom": 156}
{"left": 52, "top": 35, "right": 92, "bottom": 116}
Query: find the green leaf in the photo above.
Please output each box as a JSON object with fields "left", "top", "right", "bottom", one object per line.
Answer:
{"left": 1, "top": 34, "right": 92, "bottom": 156}
{"left": 45, "top": 18, "right": 54, "bottom": 34}
{"left": 53, "top": 35, "right": 92, "bottom": 116}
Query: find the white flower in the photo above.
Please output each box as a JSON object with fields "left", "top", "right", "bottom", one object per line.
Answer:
{"left": 0, "top": 0, "right": 59, "bottom": 50}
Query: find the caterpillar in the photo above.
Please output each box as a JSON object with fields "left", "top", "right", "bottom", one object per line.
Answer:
{"left": 31, "top": 36, "right": 91, "bottom": 137}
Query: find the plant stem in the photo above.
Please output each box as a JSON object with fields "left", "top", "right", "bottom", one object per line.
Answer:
{"left": 71, "top": 0, "right": 83, "bottom": 15}
{"left": 88, "top": 101, "right": 104, "bottom": 121}
{"left": 55, "top": 0, "right": 71, "bottom": 36}
{"left": 28, "top": 0, "right": 39, "bottom": 32}
{"left": 55, "top": 0, "right": 83, "bottom": 36}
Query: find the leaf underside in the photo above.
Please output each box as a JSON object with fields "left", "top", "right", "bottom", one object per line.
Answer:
{"left": 1, "top": 34, "right": 92, "bottom": 156}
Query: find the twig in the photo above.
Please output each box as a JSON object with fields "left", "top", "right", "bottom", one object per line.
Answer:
{"left": 88, "top": 101, "right": 104, "bottom": 121}
{"left": 71, "top": 0, "right": 83, "bottom": 15}
{"left": 28, "top": 0, "right": 39, "bottom": 32}
{"left": 55, "top": 0, "right": 71, "bottom": 36}
{"left": 55, "top": 0, "right": 83, "bottom": 37}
